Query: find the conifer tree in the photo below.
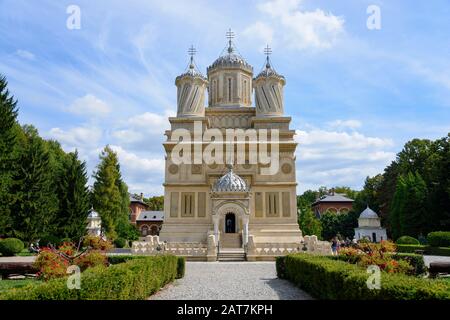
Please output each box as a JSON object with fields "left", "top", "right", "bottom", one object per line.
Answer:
{"left": 0, "top": 75, "right": 18, "bottom": 235}
{"left": 10, "top": 128, "right": 58, "bottom": 241}
{"left": 92, "top": 146, "right": 129, "bottom": 240}
{"left": 56, "top": 151, "right": 91, "bottom": 241}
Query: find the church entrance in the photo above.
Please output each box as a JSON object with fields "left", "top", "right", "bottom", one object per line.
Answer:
{"left": 225, "top": 213, "right": 236, "bottom": 233}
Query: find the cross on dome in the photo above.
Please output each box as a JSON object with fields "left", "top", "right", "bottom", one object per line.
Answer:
{"left": 188, "top": 45, "right": 197, "bottom": 68}
{"left": 226, "top": 28, "right": 235, "bottom": 53}
{"left": 264, "top": 44, "right": 272, "bottom": 68}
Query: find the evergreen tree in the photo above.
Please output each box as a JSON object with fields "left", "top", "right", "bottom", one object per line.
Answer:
{"left": 0, "top": 75, "right": 19, "bottom": 235}
{"left": 56, "top": 151, "right": 91, "bottom": 241}
{"left": 92, "top": 146, "right": 129, "bottom": 240}
{"left": 10, "top": 128, "right": 58, "bottom": 242}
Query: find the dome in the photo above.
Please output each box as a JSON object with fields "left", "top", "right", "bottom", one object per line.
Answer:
{"left": 359, "top": 206, "right": 379, "bottom": 219}
{"left": 254, "top": 58, "right": 285, "bottom": 83}
{"left": 208, "top": 53, "right": 253, "bottom": 73}
{"left": 88, "top": 208, "right": 100, "bottom": 219}
{"left": 213, "top": 165, "right": 248, "bottom": 192}
{"left": 175, "top": 61, "right": 207, "bottom": 84}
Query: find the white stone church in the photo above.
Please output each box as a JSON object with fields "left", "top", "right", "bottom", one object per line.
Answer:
{"left": 133, "top": 32, "right": 331, "bottom": 260}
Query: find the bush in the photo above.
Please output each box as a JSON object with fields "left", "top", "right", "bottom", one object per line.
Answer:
{"left": 108, "top": 255, "right": 145, "bottom": 265}
{"left": 280, "top": 254, "right": 450, "bottom": 300}
{"left": 82, "top": 236, "right": 113, "bottom": 251}
{"left": 396, "top": 236, "right": 420, "bottom": 245}
{"left": 392, "top": 253, "right": 427, "bottom": 276}
{"left": 396, "top": 244, "right": 450, "bottom": 256}
{"left": 176, "top": 257, "right": 185, "bottom": 279}
{"left": 427, "top": 232, "right": 450, "bottom": 247}
{"left": 33, "top": 249, "right": 69, "bottom": 280}
{"left": 0, "top": 238, "right": 24, "bottom": 256}
{"left": 114, "top": 238, "right": 127, "bottom": 248}
{"left": 73, "top": 250, "right": 107, "bottom": 272}
{"left": 1, "top": 255, "right": 180, "bottom": 300}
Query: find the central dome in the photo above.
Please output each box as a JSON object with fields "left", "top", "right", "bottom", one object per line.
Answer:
{"left": 208, "top": 52, "right": 253, "bottom": 73}
{"left": 213, "top": 165, "right": 248, "bottom": 192}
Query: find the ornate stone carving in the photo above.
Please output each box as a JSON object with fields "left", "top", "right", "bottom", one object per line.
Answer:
{"left": 168, "top": 164, "right": 179, "bottom": 175}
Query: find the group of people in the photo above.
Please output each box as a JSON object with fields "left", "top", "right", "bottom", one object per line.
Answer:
{"left": 331, "top": 237, "right": 357, "bottom": 255}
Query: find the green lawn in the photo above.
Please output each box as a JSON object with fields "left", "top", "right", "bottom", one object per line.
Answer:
{"left": 0, "top": 279, "right": 40, "bottom": 293}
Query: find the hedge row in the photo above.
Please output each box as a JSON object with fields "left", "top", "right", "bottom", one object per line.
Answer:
{"left": 396, "top": 244, "right": 450, "bottom": 256}
{"left": 108, "top": 255, "right": 185, "bottom": 279}
{"left": 277, "top": 254, "right": 450, "bottom": 300}
{"left": 1, "top": 255, "right": 184, "bottom": 300}
{"left": 427, "top": 232, "right": 450, "bottom": 248}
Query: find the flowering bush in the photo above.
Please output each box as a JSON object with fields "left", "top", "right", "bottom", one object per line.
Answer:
{"left": 74, "top": 250, "right": 107, "bottom": 271}
{"left": 338, "top": 240, "right": 412, "bottom": 274}
{"left": 82, "top": 236, "right": 113, "bottom": 251}
{"left": 33, "top": 248, "right": 70, "bottom": 280}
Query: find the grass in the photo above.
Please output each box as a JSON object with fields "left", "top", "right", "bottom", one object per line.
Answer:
{"left": 0, "top": 279, "right": 40, "bottom": 293}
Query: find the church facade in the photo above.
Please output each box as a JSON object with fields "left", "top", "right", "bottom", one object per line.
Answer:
{"left": 158, "top": 33, "right": 303, "bottom": 258}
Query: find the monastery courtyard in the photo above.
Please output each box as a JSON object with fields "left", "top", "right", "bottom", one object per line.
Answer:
{"left": 150, "top": 261, "right": 313, "bottom": 300}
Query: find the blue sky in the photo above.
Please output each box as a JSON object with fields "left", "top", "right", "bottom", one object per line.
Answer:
{"left": 1, "top": 0, "right": 449, "bottom": 195}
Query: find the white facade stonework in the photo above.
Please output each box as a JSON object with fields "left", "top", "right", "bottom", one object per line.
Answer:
{"left": 153, "top": 34, "right": 329, "bottom": 261}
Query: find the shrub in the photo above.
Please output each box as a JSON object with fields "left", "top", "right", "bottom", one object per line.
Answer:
{"left": 33, "top": 249, "right": 69, "bottom": 280}
{"left": 114, "top": 238, "right": 127, "bottom": 248}
{"left": 396, "top": 236, "right": 420, "bottom": 245}
{"left": 176, "top": 257, "right": 185, "bottom": 279}
{"left": 73, "top": 250, "right": 107, "bottom": 272}
{"left": 392, "top": 253, "right": 427, "bottom": 276}
{"left": 280, "top": 254, "right": 450, "bottom": 300}
{"left": 427, "top": 231, "right": 450, "bottom": 247}
{"left": 0, "top": 238, "right": 24, "bottom": 256}
{"left": 82, "top": 235, "right": 113, "bottom": 251}
{"left": 108, "top": 255, "right": 145, "bottom": 265}
{"left": 396, "top": 244, "right": 450, "bottom": 256}
{"left": 1, "top": 255, "right": 180, "bottom": 300}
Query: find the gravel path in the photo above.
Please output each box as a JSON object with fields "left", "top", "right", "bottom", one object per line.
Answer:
{"left": 150, "top": 261, "right": 313, "bottom": 300}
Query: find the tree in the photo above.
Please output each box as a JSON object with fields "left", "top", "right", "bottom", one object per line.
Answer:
{"left": 10, "top": 128, "right": 58, "bottom": 242}
{"left": 55, "top": 151, "right": 91, "bottom": 241}
{"left": 298, "top": 203, "right": 322, "bottom": 238}
{"left": 92, "top": 146, "right": 129, "bottom": 240}
{"left": 0, "top": 75, "right": 19, "bottom": 235}
{"left": 390, "top": 172, "right": 428, "bottom": 239}
{"left": 144, "top": 196, "right": 164, "bottom": 211}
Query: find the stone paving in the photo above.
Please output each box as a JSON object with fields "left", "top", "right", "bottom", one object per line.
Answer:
{"left": 150, "top": 261, "right": 313, "bottom": 300}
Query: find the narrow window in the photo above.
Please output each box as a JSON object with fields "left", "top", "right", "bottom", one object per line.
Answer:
{"left": 228, "top": 78, "right": 232, "bottom": 102}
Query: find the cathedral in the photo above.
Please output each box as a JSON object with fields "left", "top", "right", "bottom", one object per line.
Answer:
{"left": 158, "top": 31, "right": 303, "bottom": 259}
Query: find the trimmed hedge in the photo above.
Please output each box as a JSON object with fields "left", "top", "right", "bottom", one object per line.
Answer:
{"left": 1, "top": 255, "right": 181, "bottom": 300}
{"left": 396, "top": 236, "right": 420, "bottom": 245}
{"left": 278, "top": 254, "right": 450, "bottom": 300}
{"left": 176, "top": 257, "right": 185, "bottom": 279}
{"left": 396, "top": 244, "right": 450, "bottom": 256}
{"left": 427, "top": 232, "right": 450, "bottom": 248}
{"left": 107, "top": 255, "right": 146, "bottom": 265}
{"left": 0, "top": 238, "right": 24, "bottom": 256}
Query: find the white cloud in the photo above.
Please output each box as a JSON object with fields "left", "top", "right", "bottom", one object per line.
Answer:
{"left": 250, "top": 0, "right": 345, "bottom": 50}
{"left": 66, "top": 94, "right": 111, "bottom": 117}
{"left": 48, "top": 126, "right": 102, "bottom": 149}
{"left": 16, "top": 49, "right": 35, "bottom": 60}
{"left": 294, "top": 125, "right": 395, "bottom": 192}
{"left": 242, "top": 22, "right": 274, "bottom": 48}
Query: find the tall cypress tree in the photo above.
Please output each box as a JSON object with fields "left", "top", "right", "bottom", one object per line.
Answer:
{"left": 92, "top": 145, "right": 127, "bottom": 240}
{"left": 0, "top": 75, "right": 19, "bottom": 235}
{"left": 56, "top": 151, "right": 91, "bottom": 241}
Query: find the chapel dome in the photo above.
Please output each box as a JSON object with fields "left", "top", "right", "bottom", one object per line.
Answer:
{"left": 88, "top": 208, "right": 100, "bottom": 219}
{"left": 213, "top": 165, "right": 248, "bottom": 192}
{"left": 254, "top": 59, "right": 285, "bottom": 83}
{"left": 359, "top": 206, "right": 379, "bottom": 219}
{"left": 208, "top": 52, "right": 253, "bottom": 73}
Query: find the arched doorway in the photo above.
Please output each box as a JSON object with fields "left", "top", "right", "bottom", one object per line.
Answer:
{"left": 225, "top": 213, "right": 236, "bottom": 233}
{"left": 141, "top": 225, "right": 149, "bottom": 237}
{"left": 150, "top": 225, "right": 159, "bottom": 236}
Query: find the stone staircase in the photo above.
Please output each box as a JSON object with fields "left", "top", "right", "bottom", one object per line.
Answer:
{"left": 218, "top": 234, "right": 245, "bottom": 261}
